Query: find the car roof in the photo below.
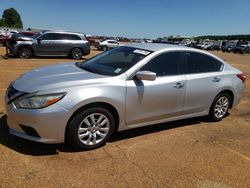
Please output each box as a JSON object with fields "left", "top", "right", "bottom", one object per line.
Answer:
{"left": 126, "top": 43, "right": 229, "bottom": 66}
{"left": 126, "top": 43, "right": 191, "bottom": 52}
{"left": 43, "top": 30, "right": 85, "bottom": 36}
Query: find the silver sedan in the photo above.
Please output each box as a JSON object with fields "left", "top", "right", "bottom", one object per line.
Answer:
{"left": 5, "top": 43, "right": 246, "bottom": 150}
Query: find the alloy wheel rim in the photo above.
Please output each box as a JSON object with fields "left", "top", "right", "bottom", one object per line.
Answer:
{"left": 214, "top": 96, "right": 229, "bottom": 118}
{"left": 73, "top": 49, "right": 82, "bottom": 59}
{"left": 20, "top": 49, "right": 30, "bottom": 58}
{"left": 78, "top": 113, "right": 110, "bottom": 146}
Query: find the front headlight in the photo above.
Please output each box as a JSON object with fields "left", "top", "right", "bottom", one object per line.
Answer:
{"left": 14, "top": 92, "right": 66, "bottom": 109}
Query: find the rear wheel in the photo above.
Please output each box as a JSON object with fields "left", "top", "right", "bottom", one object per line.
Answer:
{"left": 18, "top": 47, "right": 32, "bottom": 58}
{"left": 208, "top": 93, "right": 231, "bottom": 121}
{"left": 66, "top": 107, "right": 115, "bottom": 150}
{"left": 71, "top": 48, "right": 83, "bottom": 60}
{"left": 102, "top": 46, "right": 108, "bottom": 51}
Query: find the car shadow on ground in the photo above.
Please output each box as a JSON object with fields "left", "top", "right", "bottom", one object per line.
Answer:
{"left": 0, "top": 114, "right": 213, "bottom": 156}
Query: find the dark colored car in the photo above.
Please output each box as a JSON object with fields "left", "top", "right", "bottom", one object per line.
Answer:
{"left": 0, "top": 35, "right": 9, "bottom": 46}
{"left": 222, "top": 46, "right": 234, "bottom": 53}
{"left": 232, "top": 45, "right": 250, "bottom": 54}
{"left": 6, "top": 30, "right": 91, "bottom": 59}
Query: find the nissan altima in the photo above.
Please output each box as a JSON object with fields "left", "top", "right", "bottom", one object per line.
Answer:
{"left": 5, "top": 43, "right": 246, "bottom": 150}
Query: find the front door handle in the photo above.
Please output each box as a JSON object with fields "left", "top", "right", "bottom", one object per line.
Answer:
{"left": 173, "top": 82, "right": 184, "bottom": 89}
{"left": 212, "top": 77, "right": 221, "bottom": 82}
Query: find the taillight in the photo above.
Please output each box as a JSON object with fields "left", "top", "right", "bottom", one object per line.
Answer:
{"left": 237, "top": 73, "right": 246, "bottom": 83}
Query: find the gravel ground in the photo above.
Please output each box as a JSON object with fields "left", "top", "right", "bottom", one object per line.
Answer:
{"left": 0, "top": 46, "right": 250, "bottom": 188}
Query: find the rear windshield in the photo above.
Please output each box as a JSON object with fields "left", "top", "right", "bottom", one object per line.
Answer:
{"left": 77, "top": 46, "right": 152, "bottom": 76}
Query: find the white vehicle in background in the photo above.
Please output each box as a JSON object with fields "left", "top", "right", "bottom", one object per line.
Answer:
{"left": 201, "top": 42, "right": 214, "bottom": 50}
{"left": 0, "top": 28, "right": 18, "bottom": 36}
{"left": 95, "top": 39, "right": 123, "bottom": 51}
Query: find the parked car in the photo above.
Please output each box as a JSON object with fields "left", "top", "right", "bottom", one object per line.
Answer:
{"left": 232, "top": 45, "right": 250, "bottom": 54}
{"left": 207, "top": 44, "right": 221, "bottom": 51}
{"left": 85, "top": 35, "right": 95, "bottom": 46}
{"left": 0, "top": 30, "right": 19, "bottom": 46}
{"left": 5, "top": 44, "right": 246, "bottom": 150}
{"left": 222, "top": 46, "right": 234, "bottom": 53}
{"left": 0, "top": 35, "right": 8, "bottom": 46}
{"left": 95, "top": 39, "right": 122, "bottom": 51}
{"left": 15, "top": 31, "right": 36, "bottom": 37}
{"left": 6, "top": 31, "right": 91, "bottom": 59}
{"left": 196, "top": 42, "right": 213, "bottom": 50}
{"left": 2, "top": 31, "right": 37, "bottom": 46}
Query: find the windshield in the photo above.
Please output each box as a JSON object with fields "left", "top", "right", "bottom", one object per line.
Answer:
{"left": 32, "top": 32, "right": 42, "bottom": 39}
{"left": 77, "top": 46, "right": 152, "bottom": 76}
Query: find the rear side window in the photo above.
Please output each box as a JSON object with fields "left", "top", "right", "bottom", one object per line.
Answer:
{"left": 41, "top": 33, "right": 82, "bottom": 40}
{"left": 186, "top": 52, "right": 222, "bottom": 74}
{"left": 141, "top": 52, "right": 183, "bottom": 76}
{"left": 68, "top": 34, "right": 81, "bottom": 40}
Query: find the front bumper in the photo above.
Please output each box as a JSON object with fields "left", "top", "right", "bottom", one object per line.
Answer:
{"left": 5, "top": 100, "right": 72, "bottom": 144}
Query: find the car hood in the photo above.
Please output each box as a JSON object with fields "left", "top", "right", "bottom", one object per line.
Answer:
{"left": 11, "top": 35, "right": 33, "bottom": 41}
{"left": 12, "top": 62, "right": 108, "bottom": 93}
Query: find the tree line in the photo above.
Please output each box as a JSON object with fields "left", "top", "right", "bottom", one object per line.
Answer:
{"left": 195, "top": 35, "right": 250, "bottom": 41}
{"left": 0, "top": 8, "right": 23, "bottom": 28}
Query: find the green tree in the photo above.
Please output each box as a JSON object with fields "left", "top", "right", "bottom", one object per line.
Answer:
{"left": 0, "top": 8, "right": 23, "bottom": 28}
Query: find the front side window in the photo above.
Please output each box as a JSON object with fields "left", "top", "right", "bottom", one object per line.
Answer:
{"left": 41, "top": 33, "right": 61, "bottom": 40}
{"left": 141, "top": 52, "right": 183, "bottom": 76}
{"left": 186, "top": 52, "right": 223, "bottom": 74}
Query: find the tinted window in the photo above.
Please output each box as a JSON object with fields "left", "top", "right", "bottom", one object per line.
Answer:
{"left": 141, "top": 52, "right": 183, "bottom": 76}
{"left": 41, "top": 33, "right": 61, "bottom": 40}
{"left": 68, "top": 34, "right": 81, "bottom": 40}
{"left": 186, "top": 52, "right": 222, "bottom": 74}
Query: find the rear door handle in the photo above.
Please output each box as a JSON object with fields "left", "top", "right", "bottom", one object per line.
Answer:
{"left": 212, "top": 77, "right": 221, "bottom": 82}
{"left": 173, "top": 82, "right": 184, "bottom": 89}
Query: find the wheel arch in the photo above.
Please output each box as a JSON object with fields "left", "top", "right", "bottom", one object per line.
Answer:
{"left": 65, "top": 102, "right": 120, "bottom": 141}
{"left": 70, "top": 47, "right": 83, "bottom": 55}
{"left": 215, "top": 89, "right": 234, "bottom": 109}
{"left": 17, "top": 45, "right": 34, "bottom": 54}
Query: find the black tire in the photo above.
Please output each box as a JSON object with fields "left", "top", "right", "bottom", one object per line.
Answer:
{"left": 18, "top": 47, "right": 32, "bottom": 58}
{"left": 71, "top": 48, "right": 83, "bottom": 60}
{"left": 66, "top": 107, "right": 115, "bottom": 150}
{"left": 208, "top": 93, "right": 231, "bottom": 121}
{"left": 102, "top": 46, "right": 108, "bottom": 51}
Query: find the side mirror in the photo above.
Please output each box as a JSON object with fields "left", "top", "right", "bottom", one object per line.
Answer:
{"left": 135, "top": 71, "right": 156, "bottom": 81}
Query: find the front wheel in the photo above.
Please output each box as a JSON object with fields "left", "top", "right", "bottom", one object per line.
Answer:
{"left": 71, "top": 48, "right": 83, "bottom": 60}
{"left": 66, "top": 107, "right": 115, "bottom": 150}
{"left": 208, "top": 93, "right": 231, "bottom": 121}
{"left": 102, "top": 46, "right": 108, "bottom": 51}
{"left": 18, "top": 47, "right": 32, "bottom": 58}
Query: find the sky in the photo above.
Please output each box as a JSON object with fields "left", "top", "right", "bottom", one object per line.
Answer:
{"left": 0, "top": 0, "right": 250, "bottom": 39}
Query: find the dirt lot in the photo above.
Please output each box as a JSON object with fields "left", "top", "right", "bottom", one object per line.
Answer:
{"left": 0, "top": 46, "right": 250, "bottom": 188}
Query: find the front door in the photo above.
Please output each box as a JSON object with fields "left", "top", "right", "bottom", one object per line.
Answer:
{"left": 34, "top": 33, "right": 64, "bottom": 55}
{"left": 125, "top": 51, "right": 186, "bottom": 126}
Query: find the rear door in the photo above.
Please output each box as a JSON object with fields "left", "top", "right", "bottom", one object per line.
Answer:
{"left": 183, "top": 52, "right": 224, "bottom": 115}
